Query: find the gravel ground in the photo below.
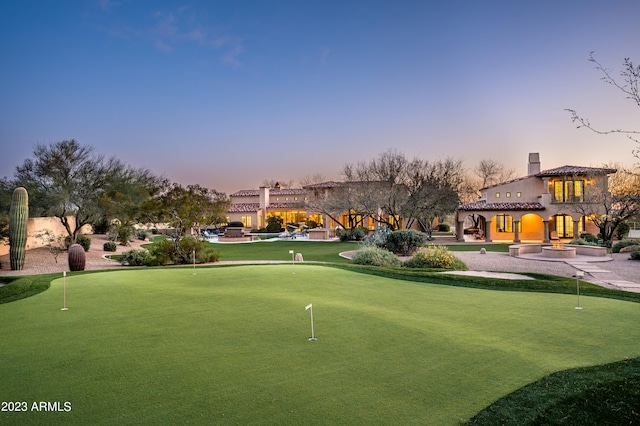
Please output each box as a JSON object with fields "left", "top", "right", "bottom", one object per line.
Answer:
{"left": 452, "top": 251, "right": 640, "bottom": 284}
{"left": 0, "top": 234, "right": 146, "bottom": 277}
{"left": 1, "top": 237, "right": 638, "bottom": 288}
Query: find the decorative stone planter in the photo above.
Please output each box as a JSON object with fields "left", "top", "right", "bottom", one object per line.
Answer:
{"left": 308, "top": 228, "right": 336, "bottom": 240}
{"left": 541, "top": 246, "right": 576, "bottom": 258}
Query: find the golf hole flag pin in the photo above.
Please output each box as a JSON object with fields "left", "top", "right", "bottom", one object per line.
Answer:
{"left": 61, "top": 271, "right": 69, "bottom": 311}
{"left": 305, "top": 303, "right": 317, "bottom": 341}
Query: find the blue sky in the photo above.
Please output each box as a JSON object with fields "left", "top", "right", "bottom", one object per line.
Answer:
{"left": 1, "top": 1, "right": 639, "bottom": 194}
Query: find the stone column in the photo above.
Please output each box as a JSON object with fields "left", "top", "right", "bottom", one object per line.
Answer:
{"left": 456, "top": 220, "right": 465, "bottom": 242}
{"left": 543, "top": 220, "right": 550, "bottom": 243}
{"left": 513, "top": 221, "right": 521, "bottom": 243}
{"left": 573, "top": 219, "right": 580, "bottom": 239}
{"left": 484, "top": 220, "right": 492, "bottom": 242}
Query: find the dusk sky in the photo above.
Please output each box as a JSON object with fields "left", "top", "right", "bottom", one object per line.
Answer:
{"left": 1, "top": 1, "right": 639, "bottom": 194}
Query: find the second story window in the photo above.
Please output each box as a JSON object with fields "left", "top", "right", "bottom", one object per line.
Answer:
{"left": 553, "top": 180, "right": 584, "bottom": 203}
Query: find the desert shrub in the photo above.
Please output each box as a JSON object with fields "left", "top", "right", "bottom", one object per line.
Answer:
{"left": 107, "top": 226, "right": 118, "bottom": 241}
{"left": 148, "top": 238, "right": 176, "bottom": 265}
{"left": 307, "top": 220, "right": 318, "bottom": 229}
{"left": 630, "top": 248, "right": 640, "bottom": 260}
{"left": 569, "top": 238, "right": 598, "bottom": 246}
{"left": 385, "top": 229, "right": 427, "bottom": 256}
{"left": 351, "top": 246, "right": 402, "bottom": 268}
{"left": 363, "top": 226, "right": 392, "bottom": 248}
{"left": 135, "top": 229, "right": 148, "bottom": 240}
{"left": 228, "top": 221, "right": 245, "bottom": 228}
{"left": 92, "top": 217, "right": 111, "bottom": 234}
{"left": 437, "top": 223, "right": 450, "bottom": 232}
{"left": 177, "top": 237, "right": 218, "bottom": 263}
{"left": 615, "top": 222, "right": 630, "bottom": 240}
{"left": 151, "top": 228, "right": 158, "bottom": 234}
{"left": 103, "top": 241, "right": 117, "bottom": 252}
{"left": 612, "top": 239, "right": 640, "bottom": 253}
{"left": 144, "top": 236, "right": 219, "bottom": 265}
{"left": 119, "top": 225, "right": 136, "bottom": 246}
{"left": 404, "top": 245, "right": 464, "bottom": 270}
{"left": 579, "top": 233, "right": 598, "bottom": 243}
{"left": 337, "top": 227, "right": 368, "bottom": 242}
{"left": 119, "top": 249, "right": 152, "bottom": 266}
{"left": 65, "top": 235, "right": 91, "bottom": 252}
{"left": 265, "top": 216, "right": 283, "bottom": 232}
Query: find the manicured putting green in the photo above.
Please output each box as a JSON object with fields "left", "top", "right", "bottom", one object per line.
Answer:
{"left": 1, "top": 265, "right": 639, "bottom": 425}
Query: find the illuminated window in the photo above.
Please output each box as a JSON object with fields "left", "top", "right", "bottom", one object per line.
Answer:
{"left": 554, "top": 214, "right": 574, "bottom": 238}
{"left": 495, "top": 192, "right": 500, "bottom": 198}
{"left": 241, "top": 216, "right": 252, "bottom": 227}
{"left": 516, "top": 192, "right": 521, "bottom": 197}
{"left": 553, "top": 180, "right": 585, "bottom": 202}
{"left": 506, "top": 192, "right": 511, "bottom": 198}
{"left": 496, "top": 214, "right": 521, "bottom": 233}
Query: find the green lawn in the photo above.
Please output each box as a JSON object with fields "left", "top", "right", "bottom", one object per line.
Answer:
{"left": 1, "top": 265, "right": 639, "bottom": 425}
{"left": 145, "top": 238, "right": 509, "bottom": 263}
{"left": 188, "top": 239, "right": 358, "bottom": 262}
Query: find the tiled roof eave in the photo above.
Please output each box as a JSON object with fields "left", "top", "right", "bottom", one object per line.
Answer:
{"left": 457, "top": 201, "right": 546, "bottom": 211}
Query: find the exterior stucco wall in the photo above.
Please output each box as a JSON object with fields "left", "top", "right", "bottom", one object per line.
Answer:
{"left": 0, "top": 216, "right": 93, "bottom": 256}
{"left": 482, "top": 176, "right": 543, "bottom": 203}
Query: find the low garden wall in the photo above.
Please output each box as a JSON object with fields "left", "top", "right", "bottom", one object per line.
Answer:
{"left": 572, "top": 245, "right": 608, "bottom": 257}
{"left": 0, "top": 216, "right": 92, "bottom": 256}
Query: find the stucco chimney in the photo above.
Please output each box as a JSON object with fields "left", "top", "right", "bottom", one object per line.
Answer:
{"left": 259, "top": 186, "right": 269, "bottom": 209}
{"left": 528, "top": 153, "right": 540, "bottom": 175}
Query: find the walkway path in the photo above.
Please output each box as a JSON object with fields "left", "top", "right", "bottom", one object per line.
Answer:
{"left": 515, "top": 252, "right": 640, "bottom": 293}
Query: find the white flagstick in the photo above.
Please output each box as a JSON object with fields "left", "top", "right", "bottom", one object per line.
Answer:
{"left": 61, "top": 271, "right": 69, "bottom": 311}
{"left": 289, "top": 250, "right": 295, "bottom": 274}
{"left": 305, "top": 303, "right": 317, "bottom": 340}
{"left": 192, "top": 249, "right": 196, "bottom": 275}
{"left": 575, "top": 270, "right": 584, "bottom": 310}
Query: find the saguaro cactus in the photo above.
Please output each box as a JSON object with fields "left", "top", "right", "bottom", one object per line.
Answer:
{"left": 9, "top": 187, "right": 28, "bottom": 270}
{"left": 68, "top": 243, "right": 86, "bottom": 271}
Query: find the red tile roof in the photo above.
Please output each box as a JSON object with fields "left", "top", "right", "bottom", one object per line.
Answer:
{"left": 227, "top": 203, "right": 260, "bottom": 213}
{"left": 230, "top": 188, "right": 308, "bottom": 197}
{"left": 302, "top": 181, "right": 343, "bottom": 189}
{"left": 536, "top": 165, "right": 617, "bottom": 177}
{"left": 457, "top": 200, "right": 545, "bottom": 211}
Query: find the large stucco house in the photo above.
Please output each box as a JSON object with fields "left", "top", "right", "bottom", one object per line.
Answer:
{"left": 226, "top": 181, "right": 378, "bottom": 231}
{"left": 455, "top": 153, "right": 616, "bottom": 243}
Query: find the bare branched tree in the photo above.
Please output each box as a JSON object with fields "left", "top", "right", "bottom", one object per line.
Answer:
{"left": 474, "top": 159, "right": 516, "bottom": 188}
{"left": 571, "top": 163, "right": 640, "bottom": 246}
{"left": 298, "top": 173, "right": 326, "bottom": 188}
{"left": 261, "top": 179, "right": 295, "bottom": 189}
{"left": 566, "top": 52, "right": 640, "bottom": 158}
